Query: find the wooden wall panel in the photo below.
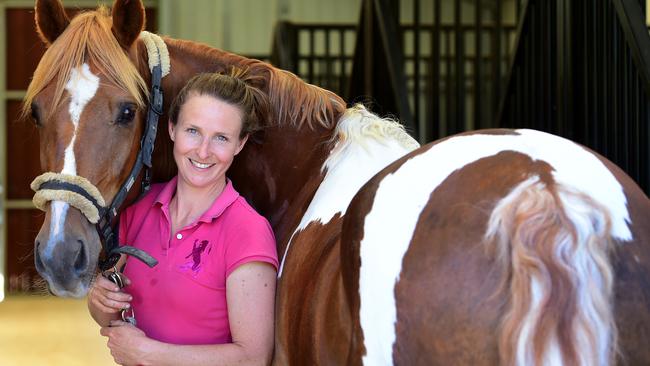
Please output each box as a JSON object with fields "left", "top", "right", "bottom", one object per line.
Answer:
{"left": 6, "top": 100, "right": 41, "bottom": 200}
{"left": 6, "top": 209, "right": 44, "bottom": 294}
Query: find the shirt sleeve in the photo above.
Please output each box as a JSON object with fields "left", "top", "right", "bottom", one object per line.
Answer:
{"left": 224, "top": 213, "right": 278, "bottom": 279}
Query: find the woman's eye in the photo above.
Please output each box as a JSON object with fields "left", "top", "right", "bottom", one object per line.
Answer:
{"left": 186, "top": 128, "right": 198, "bottom": 134}
{"left": 116, "top": 103, "right": 136, "bottom": 125}
{"left": 215, "top": 135, "right": 228, "bottom": 142}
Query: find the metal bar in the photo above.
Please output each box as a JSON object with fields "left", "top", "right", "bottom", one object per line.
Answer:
{"left": 413, "top": 0, "right": 421, "bottom": 139}
{"left": 474, "top": 0, "right": 482, "bottom": 129}
{"left": 309, "top": 29, "right": 315, "bottom": 84}
{"left": 495, "top": 0, "right": 530, "bottom": 125}
{"left": 454, "top": 0, "right": 464, "bottom": 133}
{"left": 446, "top": 30, "right": 453, "bottom": 135}
{"left": 432, "top": 0, "right": 441, "bottom": 140}
{"left": 339, "top": 30, "right": 346, "bottom": 96}
{"left": 364, "top": 0, "right": 373, "bottom": 96}
{"left": 325, "top": 29, "right": 331, "bottom": 91}
{"left": 495, "top": 0, "right": 502, "bottom": 114}
{"left": 612, "top": 0, "right": 650, "bottom": 97}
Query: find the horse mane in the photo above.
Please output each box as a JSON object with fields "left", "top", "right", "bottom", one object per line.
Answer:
{"left": 265, "top": 65, "right": 347, "bottom": 130}
{"left": 167, "top": 38, "right": 347, "bottom": 131}
{"left": 22, "top": 6, "right": 147, "bottom": 120}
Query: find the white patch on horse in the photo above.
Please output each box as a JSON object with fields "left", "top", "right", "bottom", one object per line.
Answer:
{"left": 358, "top": 129, "right": 630, "bottom": 365}
{"left": 63, "top": 63, "right": 99, "bottom": 174}
{"left": 44, "top": 64, "right": 100, "bottom": 259}
{"left": 278, "top": 106, "right": 418, "bottom": 276}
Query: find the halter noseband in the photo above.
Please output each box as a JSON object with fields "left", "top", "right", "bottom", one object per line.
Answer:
{"left": 30, "top": 31, "right": 170, "bottom": 271}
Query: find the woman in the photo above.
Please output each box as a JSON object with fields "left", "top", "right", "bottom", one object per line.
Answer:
{"left": 88, "top": 70, "right": 278, "bottom": 366}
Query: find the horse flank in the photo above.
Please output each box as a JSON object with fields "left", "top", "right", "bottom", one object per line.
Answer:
{"left": 23, "top": 6, "right": 147, "bottom": 120}
{"left": 486, "top": 177, "right": 616, "bottom": 366}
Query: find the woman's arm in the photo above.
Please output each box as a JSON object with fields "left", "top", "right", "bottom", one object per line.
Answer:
{"left": 101, "top": 261, "right": 277, "bottom": 366}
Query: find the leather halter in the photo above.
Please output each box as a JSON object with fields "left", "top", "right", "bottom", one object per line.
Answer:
{"left": 31, "top": 34, "right": 169, "bottom": 271}
{"left": 94, "top": 61, "right": 163, "bottom": 270}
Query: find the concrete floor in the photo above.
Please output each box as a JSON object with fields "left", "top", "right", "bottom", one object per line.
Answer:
{"left": 0, "top": 295, "right": 115, "bottom": 365}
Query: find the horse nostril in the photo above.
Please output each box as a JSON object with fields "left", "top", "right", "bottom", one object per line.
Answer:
{"left": 73, "top": 240, "right": 88, "bottom": 274}
{"left": 34, "top": 241, "right": 46, "bottom": 273}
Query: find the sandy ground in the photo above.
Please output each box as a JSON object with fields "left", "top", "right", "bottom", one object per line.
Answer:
{"left": 0, "top": 295, "right": 115, "bottom": 365}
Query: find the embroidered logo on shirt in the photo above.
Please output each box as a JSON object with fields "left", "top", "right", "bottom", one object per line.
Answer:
{"left": 180, "top": 239, "right": 211, "bottom": 274}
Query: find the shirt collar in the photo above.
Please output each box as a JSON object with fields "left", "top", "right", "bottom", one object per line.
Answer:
{"left": 153, "top": 176, "right": 240, "bottom": 223}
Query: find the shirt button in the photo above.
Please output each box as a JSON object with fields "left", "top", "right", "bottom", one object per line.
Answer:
{"left": 176, "top": 233, "right": 183, "bottom": 240}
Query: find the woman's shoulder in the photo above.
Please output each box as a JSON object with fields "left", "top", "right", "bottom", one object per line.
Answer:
{"left": 227, "top": 196, "right": 269, "bottom": 225}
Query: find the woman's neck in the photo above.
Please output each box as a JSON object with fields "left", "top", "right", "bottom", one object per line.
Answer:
{"left": 169, "top": 178, "right": 227, "bottom": 234}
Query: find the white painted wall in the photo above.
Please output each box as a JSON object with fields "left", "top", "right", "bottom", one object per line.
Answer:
{"left": 158, "top": 0, "right": 362, "bottom": 55}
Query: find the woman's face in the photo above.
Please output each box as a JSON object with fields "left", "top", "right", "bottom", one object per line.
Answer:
{"left": 169, "top": 93, "right": 248, "bottom": 191}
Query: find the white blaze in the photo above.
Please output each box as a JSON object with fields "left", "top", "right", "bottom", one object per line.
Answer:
{"left": 45, "top": 64, "right": 99, "bottom": 259}
{"left": 359, "top": 129, "right": 631, "bottom": 365}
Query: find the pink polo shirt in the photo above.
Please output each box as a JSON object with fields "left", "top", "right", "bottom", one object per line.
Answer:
{"left": 119, "top": 176, "right": 278, "bottom": 345}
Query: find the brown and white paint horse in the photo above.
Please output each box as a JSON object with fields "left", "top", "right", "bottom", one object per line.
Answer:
{"left": 26, "top": 0, "right": 650, "bottom": 365}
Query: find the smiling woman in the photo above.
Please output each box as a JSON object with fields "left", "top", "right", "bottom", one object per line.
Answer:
{"left": 87, "top": 71, "right": 279, "bottom": 365}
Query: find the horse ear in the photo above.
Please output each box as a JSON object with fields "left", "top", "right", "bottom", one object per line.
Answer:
{"left": 111, "top": 0, "right": 145, "bottom": 49}
{"left": 34, "top": 0, "right": 70, "bottom": 45}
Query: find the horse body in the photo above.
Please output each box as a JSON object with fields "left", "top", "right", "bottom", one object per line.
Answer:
{"left": 342, "top": 129, "right": 650, "bottom": 365}
{"left": 27, "top": 1, "right": 650, "bottom": 364}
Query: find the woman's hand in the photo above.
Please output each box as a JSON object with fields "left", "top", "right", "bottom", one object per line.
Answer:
{"left": 87, "top": 273, "right": 132, "bottom": 325}
{"left": 100, "top": 320, "right": 158, "bottom": 366}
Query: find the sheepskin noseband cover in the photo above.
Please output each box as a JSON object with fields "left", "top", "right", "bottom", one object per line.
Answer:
{"left": 31, "top": 172, "right": 106, "bottom": 224}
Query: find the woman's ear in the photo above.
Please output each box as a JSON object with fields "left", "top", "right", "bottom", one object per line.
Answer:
{"left": 234, "top": 134, "right": 249, "bottom": 156}
{"left": 168, "top": 119, "right": 175, "bottom": 142}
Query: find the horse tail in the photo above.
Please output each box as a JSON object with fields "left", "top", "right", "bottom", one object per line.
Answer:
{"left": 485, "top": 176, "right": 617, "bottom": 366}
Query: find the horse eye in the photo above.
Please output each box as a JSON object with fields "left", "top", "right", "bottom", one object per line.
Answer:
{"left": 116, "top": 103, "right": 137, "bottom": 125}
{"left": 30, "top": 103, "right": 41, "bottom": 127}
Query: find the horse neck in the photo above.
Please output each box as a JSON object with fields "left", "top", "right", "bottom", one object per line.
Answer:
{"left": 230, "top": 124, "right": 336, "bottom": 246}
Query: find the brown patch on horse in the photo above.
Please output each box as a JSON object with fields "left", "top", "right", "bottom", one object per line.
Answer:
{"left": 35, "top": 0, "right": 70, "bottom": 45}
{"left": 111, "top": 0, "right": 145, "bottom": 49}
{"left": 274, "top": 214, "right": 352, "bottom": 365}
{"left": 391, "top": 151, "right": 563, "bottom": 365}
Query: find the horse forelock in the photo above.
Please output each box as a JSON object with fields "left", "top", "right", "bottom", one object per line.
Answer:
{"left": 23, "top": 6, "right": 148, "bottom": 121}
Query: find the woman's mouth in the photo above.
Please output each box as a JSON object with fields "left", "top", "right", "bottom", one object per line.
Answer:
{"left": 189, "top": 158, "right": 215, "bottom": 169}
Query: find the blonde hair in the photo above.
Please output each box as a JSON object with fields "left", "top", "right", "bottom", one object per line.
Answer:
{"left": 169, "top": 68, "right": 271, "bottom": 138}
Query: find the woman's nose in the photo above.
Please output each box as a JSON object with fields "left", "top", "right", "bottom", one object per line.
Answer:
{"left": 197, "top": 138, "right": 211, "bottom": 159}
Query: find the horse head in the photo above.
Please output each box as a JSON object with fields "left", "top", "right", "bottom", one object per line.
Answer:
{"left": 27, "top": 0, "right": 150, "bottom": 297}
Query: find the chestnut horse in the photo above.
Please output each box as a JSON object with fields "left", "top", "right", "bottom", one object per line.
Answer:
{"left": 26, "top": 0, "right": 650, "bottom": 365}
